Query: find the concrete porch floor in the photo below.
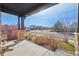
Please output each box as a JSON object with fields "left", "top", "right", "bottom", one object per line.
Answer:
{"left": 4, "top": 40, "right": 73, "bottom": 56}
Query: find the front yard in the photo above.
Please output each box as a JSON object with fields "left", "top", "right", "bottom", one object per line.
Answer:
{"left": 58, "top": 41, "right": 75, "bottom": 55}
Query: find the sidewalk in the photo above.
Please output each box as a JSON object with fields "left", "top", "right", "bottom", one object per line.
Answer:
{"left": 4, "top": 40, "right": 73, "bottom": 56}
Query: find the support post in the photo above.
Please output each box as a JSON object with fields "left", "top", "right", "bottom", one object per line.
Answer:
{"left": 18, "top": 16, "right": 20, "bottom": 30}
{"left": 0, "top": 4, "right": 2, "bottom": 32}
{"left": 17, "top": 16, "right": 25, "bottom": 41}
{"left": 75, "top": 4, "right": 79, "bottom": 56}
{"left": 21, "top": 16, "right": 25, "bottom": 30}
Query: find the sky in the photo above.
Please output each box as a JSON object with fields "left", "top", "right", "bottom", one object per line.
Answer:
{"left": 2, "top": 3, "right": 78, "bottom": 27}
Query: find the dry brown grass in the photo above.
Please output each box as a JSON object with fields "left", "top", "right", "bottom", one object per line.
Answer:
{"left": 50, "top": 37, "right": 59, "bottom": 51}
{"left": 25, "top": 33, "right": 60, "bottom": 51}
{"left": 30, "top": 35, "right": 59, "bottom": 51}
{"left": 26, "top": 33, "right": 33, "bottom": 40}
{"left": 35, "top": 35, "right": 50, "bottom": 45}
{"left": 31, "top": 35, "right": 37, "bottom": 42}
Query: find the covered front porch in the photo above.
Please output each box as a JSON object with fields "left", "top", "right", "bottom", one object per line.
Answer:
{"left": 0, "top": 3, "right": 78, "bottom": 56}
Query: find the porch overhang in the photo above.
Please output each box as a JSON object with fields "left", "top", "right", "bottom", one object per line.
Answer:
{"left": 0, "top": 3, "right": 58, "bottom": 16}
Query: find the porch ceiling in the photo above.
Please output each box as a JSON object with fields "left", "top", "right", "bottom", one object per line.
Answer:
{"left": 0, "top": 3, "right": 58, "bottom": 16}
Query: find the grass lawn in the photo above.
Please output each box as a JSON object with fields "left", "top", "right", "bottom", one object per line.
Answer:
{"left": 58, "top": 41, "right": 75, "bottom": 55}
